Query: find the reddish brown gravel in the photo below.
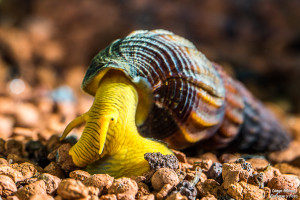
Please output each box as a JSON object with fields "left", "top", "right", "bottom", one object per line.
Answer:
{"left": 0, "top": 85, "right": 299, "bottom": 199}
{"left": 0, "top": 130, "right": 299, "bottom": 199}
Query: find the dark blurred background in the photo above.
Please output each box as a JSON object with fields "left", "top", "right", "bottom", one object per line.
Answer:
{"left": 0, "top": 0, "right": 300, "bottom": 112}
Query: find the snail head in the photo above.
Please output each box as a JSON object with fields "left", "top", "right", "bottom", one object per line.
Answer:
{"left": 59, "top": 70, "right": 138, "bottom": 167}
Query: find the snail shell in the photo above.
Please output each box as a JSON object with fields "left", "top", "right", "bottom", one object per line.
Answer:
{"left": 82, "top": 29, "right": 290, "bottom": 152}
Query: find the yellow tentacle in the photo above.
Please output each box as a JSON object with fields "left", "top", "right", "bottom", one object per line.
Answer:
{"left": 98, "top": 113, "right": 119, "bottom": 154}
{"left": 98, "top": 116, "right": 110, "bottom": 155}
{"left": 60, "top": 113, "right": 89, "bottom": 141}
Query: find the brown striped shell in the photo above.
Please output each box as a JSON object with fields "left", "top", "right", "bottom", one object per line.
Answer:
{"left": 82, "top": 29, "right": 290, "bottom": 152}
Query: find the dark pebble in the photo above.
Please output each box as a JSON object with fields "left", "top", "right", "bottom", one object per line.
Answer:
{"left": 144, "top": 152, "right": 179, "bottom": 170}
{"left": 207, "top": 162, "right": 223, "bottom": 183}
{"left": 25, "top": 140, "right": 49, "bottom": 167}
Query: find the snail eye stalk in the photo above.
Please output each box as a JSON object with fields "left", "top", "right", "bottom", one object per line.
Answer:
{"left": 95, "top": 113, "right": 119, "bottom": 155}
{"left": 60, "top": 113, "right": 88, "bottom": 141}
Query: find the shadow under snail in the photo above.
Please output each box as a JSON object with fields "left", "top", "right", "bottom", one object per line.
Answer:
{"left": 60, "top": 29, "right": 290, "bottom": 178}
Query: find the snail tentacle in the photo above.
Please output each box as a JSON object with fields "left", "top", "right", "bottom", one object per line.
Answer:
{"left": 97, "top": 114, "right": 119, "bottom": 154}
{"left": 60, "top": 113, "right": 89, "bottom": 141}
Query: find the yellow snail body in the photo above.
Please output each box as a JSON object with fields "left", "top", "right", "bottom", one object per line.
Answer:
{"left": 61, "top": 30, "right": 290, "bottom": 178}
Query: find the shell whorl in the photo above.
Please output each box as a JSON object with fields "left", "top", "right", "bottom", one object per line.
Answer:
{"left": 83, "top": 30, "right": 226, "bottom": 149}
{"left": 83, "top": 29, "right": 290, "bottom": 151}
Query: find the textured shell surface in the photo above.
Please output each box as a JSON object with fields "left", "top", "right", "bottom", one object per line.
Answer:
{"left": 82, "top": 29, "right": 290, "bottom": 151}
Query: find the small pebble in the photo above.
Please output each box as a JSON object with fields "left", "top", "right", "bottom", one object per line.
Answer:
{"left": 269, "top": 141, "right": 300, "bottom": 163}
{"left": 38, "top": 173, "right": 61, "bottom": 195}
{"left": 263, "top": 166, "right": 281, "bottom": 184}
{"left": 44, "top": 161, "right": 65, "bottom": 179}
{"left": 7, "top": 153, "right": 32, "bottom": 164}
{"left": 178, "top": 162, "right": 193, "bottom": 171}
{"left": 246, "top": 158, "right": 269, "bottom": 171}
{"left": 25, "top": 140, "right": 49, "bottom": 167}
{"left": 87, "top": 185, "right": 101, "bottom": 197}
{"left": 200, "top": 194, "right": 217, "bottom": 200}
{"left": 263, "top": 187, "right": 271, "bottom": 199}
{"left": 0, "top": 165, "right": 24, "bottom": 182}
{"left": 6, "top": 196, "right": 20, "bottom": 200}
{"left": 117, "top": 193, "right": 136, "bottom": 200}
{"left": 222, "top": 162, "right": 253, "bottom": 189}
{"left": 151, "top": 168, "right": 180, "bottom": 191}
{"left": 100, "top": 194, "right": 117, "bottom": 200}
{"left": 267, "top": 174, "right": 300, "bottom": 196}
{"left": 17, "top": 177, "right": 38, "bottom": 188}
{"left": 165, "top": 192, "right": 188, "bottom": 200}
{"left": 138, "top": 194, "right": 155, "bottom": 200}
{"left": 83, "top": 174, "right": 114, "bottom": 194}
{"left": 172, "top": 180, "right": 197, "bottom": 200}
{"left": 144, "top": 152, "right": 179, "bottom": 170}
{"left": 30, "top": 194, "right": 55, "bottom": 200}
{"left": 227, "top": 181, "right": 265, "bottom": 200}
{"left": 206, "top": 162, "right": 222, "bottom": 183}
{"left": 196, "top": 179, "right": 222, "bottom": 197}
{"left": 274, "top": 163, "right": 300, "bottom": 177}
{"left": 11, "top": 162, "right": 42, "bottom": 179}
{"left": 156, "top": 184, "right": 174, "bottom": 200}
{"left": 172, "top": 149, "right": 188, "bottom": 163}
{"left": 15, "top": 180, "right": 47, "bottom": 200}
{"left": 136, "top": 182, "right": 150, "bottom": 198}
{"left": 57, "top": 178, "right": 89, "bottom": 199}
{"left": 219, "top": 154, "right": 240, "bottom": 163}
{"left": 199, "top": 153, "right": 219, "bottom": 163}
{"left": 69, "top": 170, "right": 91, "bottom": 181}
{"left": 108, "top": 177, "right": 138, "bottom": 196}
{"left": 0, "top": 157, "right": 8, "bottom": 165}
{"left": 235, "top": 158, "right": 252, "bottom": 172}
{"left": 0, "top": 175, "right": 17, "bottom": 197}
{"left": 248, "top": 171, "right": 264, "bottom": 188}
{"left": 194, "top": 160, "right": 212, "bottom": 173}
{"left": 0, "top": 138, "right": 6, "bottom": 154}
{"left": 55, "top": 143, "right": 78, "bottom": 171}
{"left": 5, "top": 140, "right": 23, "bottom": 156}
{"left": 46, "top": 135, "right": 62, "bottom": 152}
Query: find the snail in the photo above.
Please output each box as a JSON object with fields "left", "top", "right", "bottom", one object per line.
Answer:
{"left": 60, "top": 29, "right": 290, "bottom": 178}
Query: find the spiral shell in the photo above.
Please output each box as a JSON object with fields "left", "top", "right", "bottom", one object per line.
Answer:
{"left": 82, "top": 29, "right": 290, "bottom": 152}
